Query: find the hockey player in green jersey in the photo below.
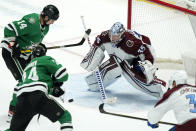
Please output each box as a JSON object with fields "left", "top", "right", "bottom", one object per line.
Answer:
{"left": 0, "top": 4, "right": 59, "bottom": 120}
{"left": 5, "top": 44, "right": 73, "bottom": 131}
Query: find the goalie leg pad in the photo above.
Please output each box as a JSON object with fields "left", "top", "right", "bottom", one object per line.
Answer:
{"left": 121, "top": 60, "right": 165, "bottom": 99}
{"left": 98, "top": 55, "right": 122, "bottom": 85}
{"left": 85, "top": 72, "right": 100, "bottom": 92}
{"left": 85, "top": 55, "right": 122, "bottom": 91}
{"left": 80, "top": 45, "right": 105, "bottom": 71}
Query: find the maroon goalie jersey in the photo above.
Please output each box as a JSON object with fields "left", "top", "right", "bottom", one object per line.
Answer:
{"left": 93, "top": 30, "right": 155, "bottom": 64}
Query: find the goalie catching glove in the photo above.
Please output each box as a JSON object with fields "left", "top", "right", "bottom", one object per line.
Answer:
{"left": 52, "top": 81, "right": 65, "bottom": 97}
{"left": 139, "top": 60, "right": 157, "bottom": 84}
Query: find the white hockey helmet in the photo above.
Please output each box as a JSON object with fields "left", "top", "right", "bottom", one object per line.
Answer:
{"left": 168, "top": 70, "right": 188, "bottom": 89}
{"left": 109, "top": 22, "right": 125, "bottom": 43}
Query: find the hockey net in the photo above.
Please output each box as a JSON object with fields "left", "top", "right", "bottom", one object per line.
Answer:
{"left": 127, "top": 0, "right": 196, "bottom": 76}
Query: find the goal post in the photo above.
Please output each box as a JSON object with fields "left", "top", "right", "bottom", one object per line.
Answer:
{"left": 127, "top": 0, "right": 196, "bottom": 76}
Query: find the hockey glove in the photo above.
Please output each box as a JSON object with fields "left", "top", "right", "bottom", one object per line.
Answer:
{"left": 1, "top": 38, "right": 21, "bottom": 58}
{"left": 52, "top": 81, "right": 64, "bottom": 97}
{"left": 147, "top": 121, "right": 159, "bottom": 129}
{"left": 52, "top": 86, "right": 65, "bottom": 97}
{"left": 39, "top": 43, "right": 47, "bottom": 54}
{"left": 53, "top": 80, "right": 63, "bottom": 87}
{"left": 139, "top": 60, "right": 157, "bottom": 83}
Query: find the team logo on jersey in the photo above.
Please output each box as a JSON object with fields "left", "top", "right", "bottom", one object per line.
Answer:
{"left": 29, "top": 18, "right": 35, "bottom": 24}
{"left": 126, "top": 40, "right": 134, "bottom": 47}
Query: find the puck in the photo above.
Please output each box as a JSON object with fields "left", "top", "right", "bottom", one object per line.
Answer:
{"left": 68, "top": 99, "right": 74, "bottom": 103}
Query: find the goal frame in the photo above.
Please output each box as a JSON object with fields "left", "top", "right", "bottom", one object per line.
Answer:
{"left": 127, "top": 0, "right": 196, "bottom": 29}
{"left": 127, "top": 0, "right": 196, "bottom": 77}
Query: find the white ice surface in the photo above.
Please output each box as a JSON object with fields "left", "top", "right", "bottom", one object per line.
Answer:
{"left": 0, "top": 0, "right": 195, "bottom": 131}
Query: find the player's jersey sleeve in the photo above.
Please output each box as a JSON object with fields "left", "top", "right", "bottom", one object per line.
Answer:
{"left": 147, "top": 98, "right": 173, "bottom": 124}
{"left": 147, "top": 89, "right": 177, "bottom": 124}
{"left": 142, "top": 44, "right": 154, "bottom": 63}
{"left": 141, "top": 35, "right": 151, "bottom": 45}
{"left": 44, "top": 56, "right": 68, "bottom": 82}
{"left": 135, "top": 32, "right": 154, "bottom": 63}
{"left": 93, "top": 30, "right": 110, "bottom": 47}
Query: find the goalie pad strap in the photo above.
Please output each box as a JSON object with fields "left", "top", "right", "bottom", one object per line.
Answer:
{"left": 99, "top": 55, "right": 122, "bottom": 80}
{"left": 85, "top": 55, "right": 122, "bottom": 92}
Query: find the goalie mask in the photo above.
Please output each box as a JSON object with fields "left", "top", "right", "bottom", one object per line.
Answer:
{"left": 31, "top": 44, "right": 47, "bottom": 59}
{"left": 109, "top": 22, "right": 125, "bottom": 44}
{"left": 168, "top": 71, "right": 188, "bottom": 89}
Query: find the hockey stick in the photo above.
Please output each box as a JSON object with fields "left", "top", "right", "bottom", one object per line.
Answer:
{"left": 99, "top": 103, "right": 176, "bottom": 126}
{"left": 60, "top": 92, "right": 65, "bottom": 103}
{"left": 80, "top": 16, "right": 92, "bottom": 47}
{"left": 20, "top": 29, "right": 91, "bottom": 53}
{"left": 95, "top": 69, "right": 117, "bottom": 104}
{"left": 46, "top": 28, "right": 91, "bottom": 49}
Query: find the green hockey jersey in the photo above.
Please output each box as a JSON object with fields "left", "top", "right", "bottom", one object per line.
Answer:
{"left": 15, "top": 56, "right": 68, "bottom": 97}
{"left": 4, "top": 13, "right": 49, "bottom": 52}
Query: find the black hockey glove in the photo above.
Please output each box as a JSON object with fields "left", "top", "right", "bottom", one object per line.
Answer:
{"left": 11, "top": 43, "right": 21, "bottom": 58}
{"left": 52, "top": 86, "right": 65, "bottom": 97}
{"left": 52, "top": 81, "right": 64, "bottom": 97}
{"left": 39, "top": 43, "right": 47, "bottom": 54}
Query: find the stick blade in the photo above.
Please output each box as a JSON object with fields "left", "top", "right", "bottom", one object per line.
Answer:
{"left": 99, "top": 103, "right": 105, "bottom": 113}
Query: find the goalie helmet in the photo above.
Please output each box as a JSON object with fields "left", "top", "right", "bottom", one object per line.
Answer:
{"left": 31, "top": 44, "right": 47, "bottom": 59}
{"left": 109, "top": 22, "right": 125, "bottom": 43}
{"left": 41, "top": 4, "right": 59, "bottom": 20}
{"left": 168, "top": 71, "right": 188, "bottom": 89}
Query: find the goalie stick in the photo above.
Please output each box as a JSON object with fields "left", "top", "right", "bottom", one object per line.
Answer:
{"left": 95, "top": 69, "right": 117, "bottom": 104}
{"left": 99, "top": 103, "right": 176, "bottom": 126}
{"left": 20, "top": 29, "right": 91, "bottom": 53}
{"left": 80, "top": 16, "right": 92, "bottom": 47}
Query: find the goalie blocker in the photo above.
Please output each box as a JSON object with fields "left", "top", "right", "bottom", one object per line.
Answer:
{"left": 81, "top": 46, "right": 166, "bottom": 99}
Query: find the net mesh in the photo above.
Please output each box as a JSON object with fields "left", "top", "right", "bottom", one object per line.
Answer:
{"left": 129, "top": 0, "right": 196, "bottom": 67}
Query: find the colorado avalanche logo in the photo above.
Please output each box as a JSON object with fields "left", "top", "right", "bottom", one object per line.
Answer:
{"left": 126, "top": 40, "right": 134, "bottom": 47}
